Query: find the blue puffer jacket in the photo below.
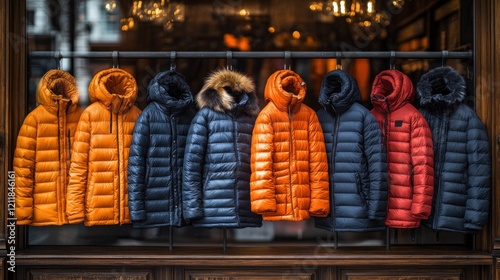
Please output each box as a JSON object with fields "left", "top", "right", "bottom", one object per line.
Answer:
{"left": 315, "top": 70, "right": 388, "bottom": 232}
{"left": 128, "top": 71, "right": 196, "bottom": 228}
{"left": 182, "top": 69, "right": 262, "bottom": 228}
{"left": 417, "top": 66, "right": 491, "bottom": 233}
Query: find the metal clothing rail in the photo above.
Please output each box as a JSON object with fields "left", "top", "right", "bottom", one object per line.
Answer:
{"left": 29, "top": 50, "right": 473, "bottom": 60}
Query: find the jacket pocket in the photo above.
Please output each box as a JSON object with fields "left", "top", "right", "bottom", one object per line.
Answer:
{"left": 355, "top": 173, "right": 368, "bottom": 207}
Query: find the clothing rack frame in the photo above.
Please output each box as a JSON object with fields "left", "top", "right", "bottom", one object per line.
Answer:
{"left": 27, "top": 49, "right": 475, "bottom": 250}
{"left": 30, "top": 50, "right": 472, "bottom": 60}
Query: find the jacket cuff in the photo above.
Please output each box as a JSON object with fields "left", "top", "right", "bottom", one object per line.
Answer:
{"left": 464, "top": 222, "right": 483, "bottom": 231}
{"left": 131, "top": 210, "right": 147, "bottom": 223}
{"left": 16, "top": 219, "right": 32, "bottom": 225}
{"left": 67, "top": 214, "right": 84, "bottom": 224}
{"left": 251, "top": 199, "right": 277, "bottom": 214}
{"left": 184, "top": 209, "right": 204, "bottom": 220}
{"left": 410, "top": 204, "right": 431, "bottom": 220}
{"left": 308, "top": 200, "right": 330, "bottom": 217}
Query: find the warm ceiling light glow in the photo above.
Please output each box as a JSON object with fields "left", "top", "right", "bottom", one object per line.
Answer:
{"left": 292, "top": 31, "right": 301, "bottom": 39}
{"left": 239, "top": 9, "right": 250, "bottom": 16}
{"left": 268, "top": 26, "right": 275, "bottom": 33}
{"left": 333, "top": 1, "right": 339, "bottom": 14}
{"left": 367, "top": 1, "right": 374, "bottom": 13}
{"left": 340, "top": 0, "right": 346, "bottom": 15}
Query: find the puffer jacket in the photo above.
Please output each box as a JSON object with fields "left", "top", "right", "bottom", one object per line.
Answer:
{"left": 314, "top": 70, "right": 388, "bottom": 232}
{"left": 370, "top": 69, "right": 434, "bottom": 229}
{"left": 128, "top": 71, "right": 196, "bottom": 228}
{"left": 417, "top": 66, "right": 491, "bottom": 233}
{"left": 251, "top": 70, "right": 330, "bottom": 221}
{"left": 182, "top": 69, "right": 262, "bottom": 228}
{"left": 66, "top": 68, "right": 142, "bottom": 226}
{"left": 14, "top": 70, "right": 83, "bottom": 226}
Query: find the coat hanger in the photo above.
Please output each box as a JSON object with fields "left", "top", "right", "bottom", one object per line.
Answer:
{"left": 284, "top": 51, "right": 291, "bottom": 70}
{"left": 112, "top": 50, "right": 119, "bottom": 68}
{"left": 336, "top": 51, "right": 342, "bottom": 70}
{"left": 170, "top": 51, "right": 176, "bottom": 71}
{"left": 390, "top": 51, "right": 396, "bottom": 70}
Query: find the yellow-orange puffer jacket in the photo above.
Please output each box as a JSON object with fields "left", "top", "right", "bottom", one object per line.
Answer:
{"left": 14, "top": 69, "right": 83, "bottom": 226}
{"left": 250, "top": 70, "right": 330, "bottom": 221}
{"left": 66, "top": 68, "right": 141, "bottom": 226}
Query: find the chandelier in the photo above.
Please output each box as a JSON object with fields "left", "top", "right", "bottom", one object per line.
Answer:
{"left": 310, "top": 0, "right": 402, "bottom": 28}
{"left": 105, "top": 0, "right": 185, "bottom": 32}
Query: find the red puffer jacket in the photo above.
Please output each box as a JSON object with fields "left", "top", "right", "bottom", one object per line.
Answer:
{"left": 370, "top": 69, "right": 434, "bottom": 229}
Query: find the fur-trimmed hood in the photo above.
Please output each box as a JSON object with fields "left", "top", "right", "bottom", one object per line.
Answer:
{"left": 417, "top": 66, "right": 466, "bottom": 111}
{"left": 196, "top": 69, "right": 259, "bottom": 116}
{"left": 318, "top": 70, "right": 361, "bottom": 114}
{"left": 147, "top": 70, "right": 194, "bottom": 114}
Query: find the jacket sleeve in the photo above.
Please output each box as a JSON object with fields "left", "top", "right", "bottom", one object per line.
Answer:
{"left": 250, "top": 112, "right": 277, "bottom": 214}
{"left": 307, "top": 113, "right": 330, "bottom": 217}
{"left": 364, "top": 112, "right": 388, "bottom": 220}
{"left": 182, "top": 112, "right": 208, "bottom": 220}
{"left": 410, "top": 113, "right": 434, "bottom": 220}
{"left": 464, "top": 114, "right": 491, "bottom": 230}
{"left": 66, "top": 111, "right": 91, "bottom": 224}
{"left": 13, "top": 114, "right": 37, "bottom": 225}
{"left": 127, "top": 112, "right": 150, "bottom": 223}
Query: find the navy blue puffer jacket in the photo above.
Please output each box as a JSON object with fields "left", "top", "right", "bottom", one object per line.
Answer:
{"left": 182, "top": 69, "right": 262, "bottom": 228}
{"left": 315, "top": 70, "right": 388, "bottom": 232}
{"left": 128, "top": 71, "right": 196, "bottom": 228}
{"left": 417, "top": 66, "right": 491, "bottom": 233}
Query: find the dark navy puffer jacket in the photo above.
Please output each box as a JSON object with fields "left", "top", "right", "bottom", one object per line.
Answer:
{"left": 417, "top": 66, "right": 491, "bottom": 233}
{"left": 314, "top": 70, "right": 388, "bottom": 232}
{"left": 182, "top": 69, "right": 262, "bottom": 228}
{"left": 128, "top": 71, "right": 196, "bottom": 228}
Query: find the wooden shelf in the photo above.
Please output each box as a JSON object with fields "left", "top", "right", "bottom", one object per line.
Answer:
{"left": 16, "top": 246, "right": 492, "bottom": 267}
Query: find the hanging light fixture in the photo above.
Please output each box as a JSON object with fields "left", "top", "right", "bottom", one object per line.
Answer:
{"left": 310, "top": 0, "right": 401, "bottom": 24}
{"left": 117, "top": 0, "right": 185, "bottom": 31}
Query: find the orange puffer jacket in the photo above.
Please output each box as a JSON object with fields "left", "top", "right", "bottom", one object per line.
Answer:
{"left": 66, "top": 68, "right": 141, "bottom": 226}
{"left": 250, "top": 70, "right": 330, "bottom": 221}
{"left": 14, "top": 70, "right": 83, "bottom": 226}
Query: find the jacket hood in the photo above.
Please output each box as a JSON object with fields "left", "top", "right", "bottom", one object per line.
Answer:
{"left": 264, "top": 70, "right": 306, "bottom": 112}
{"left": 37, "top": 69, "right": 79, "bottom": 114}
{"left": 197, "top": 69, "right": 259, "bottom": 116}
{"left": 318, "top": 70, "right": 361, "bottom": 114}
{"left": 370, "top": 69, "right": 414, "bottom": 113}
{"left": 89, "top": 68, "right": 138, "bottom": 113}
{"left": 147, "top": 70, "right": 194, "bottom": 114}
{"left": 417, "top": 66, "right": 466, "bottom": 111}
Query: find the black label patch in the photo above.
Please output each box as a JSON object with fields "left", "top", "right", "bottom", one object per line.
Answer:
{"left": 395, "top": 120, "right": 403, "bottom": 127}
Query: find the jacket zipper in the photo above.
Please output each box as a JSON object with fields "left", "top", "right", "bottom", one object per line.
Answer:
{"left": 115, "top": 99, "right": 124, "bottom": 223}
{"left": 288, "top": 105, "right": 295, "bottom": 215}
{"left": 66, "top": 99, "right": 72, "bottom": 160}
{"left": 329, "top": 105, "right": 340, "bottom": 226}
{"left": 67, "top": 130, "right": 71, "bottom": 159}
{"left": 231, "top": 110, "right": 241, "bottom": 225}
{"left": 56, "top": 100, "right": 62, "bottom": 222}
{"left": 383, "top": 100, "right": 391, "bottom": 163}
{"left": 110, "top": 103, "right": 113, "bottom": 133}
{"left": 382, "top": 100, "right": 391, "bottom": 215}
{"left": 432, "top": 112, "right": 449, "bottom": 227}
{"left": 170, "top": 115, "right": 177, "bottom": 223}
